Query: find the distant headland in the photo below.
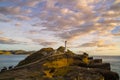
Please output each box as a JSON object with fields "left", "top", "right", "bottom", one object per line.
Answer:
{"left": 0, "top": 50, "right": 35, "bottom": 55}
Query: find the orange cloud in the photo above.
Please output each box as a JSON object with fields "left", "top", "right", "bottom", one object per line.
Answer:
{"left": 0, "top": 31, "right": 3, "bottom": 34}
{"left": 32, "top": 38, "right": 57, "bottom": 46}
{"left": 80, "top": 40, "right": 116, "bottom": 48}
{"left": 113, "top": 33, "right": 120, "bottom": 36}
{"left": 0, "top": 37, "right": 18, "bottom": 44}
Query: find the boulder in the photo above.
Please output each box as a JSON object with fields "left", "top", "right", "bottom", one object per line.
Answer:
{"left": 95, "top": 69, "right": 119, "bottom": 80}
{"left": 77, "top": 62, "right": 110, "bottom": 70}
{"left": 89, "top": 63, "right": 110, "bottom": 70}
{"left": 54, "top": 66, "right": 104, "bottom": 80}
{"left": 93, "top": 59, "right": 102, "bottom": 63}
{"left": 88, "top": 57, "right": 93, "bottom": 60}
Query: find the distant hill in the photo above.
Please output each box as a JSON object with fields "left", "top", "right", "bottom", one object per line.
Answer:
{"left": 0, "top": 50, "right": 35, "bottom": 55}
{"left": 0, "top": 46, "right": 119, "bottom": 80}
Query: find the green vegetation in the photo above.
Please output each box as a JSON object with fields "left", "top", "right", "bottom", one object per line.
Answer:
{"left": 57, "top": 46, "right": 65, "bottom": 53}
{"left": 0, "top": 50, "right": 11, "bottom": 55}
{"left": 82, "top": 57, "right": 89, "bottom": 64}
{"left": 65, "top": 49, "right": 74, "bottom": 55}
{"left": 43, "top": 58, "right": 73, "bottom": 78}
{"left": 82, "top": 53, "right": 89, "bottom": 64}
{"left": 43, "top": 58, "right": 73, "bottom": 68}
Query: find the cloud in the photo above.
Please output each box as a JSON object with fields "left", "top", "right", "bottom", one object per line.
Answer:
{"left": 113, "top": 33, "right": 120, "bottom": 36}
{"left": 25, "top": 0, "right": 41, "bottom": 7}
{"left": 0, "top": 0, "right": 120, "bottom": 47}
{"left": 0, "top": 6, "right": 21, "bottom": 15}
{"left": 15, "top": 22, "right": 21, "bottom": 27}
{"left": 80, "top": 40, "right": 116, "bottom": 48}
{"left": 0, "top": 37, "right": 19, "bottom": 44}
{"left": 0, "top": 19, "right": 11, "bottom": 22}
{"left": 24, "top": 9, "right": 32, "bottom": 14}
{"left": 32, "top": 23, "right": 41, "bottom": 27}
{"left": 95, "top": 48, "right": 117, "bottom": 52}
{"left": 0, "top": 31, "right": 3, "bottom": 34}
{"left": 114, "top": 0, "right": 120, "bottom": 4}
{"left": 80, "top": 42, "right": 96, "bottom": 47}
{"left": 0, "top": 2, "right": 32, "bottom": 21}
{"left": 35, "top": 0, "right": 119, "bottom": 42}
{"left": 110, "top": 2, "right": 120, "bottom": 11}
{"left": 102, "top": 11, "right": 120, "bottom": 18}
{"left": 32, "top": 38, "right": 57, "bottom": 46}
{"left": 28, "top": 30, "right": 40, "bottom": 34}
{"left": 0, "top": 0, "right": 19, "bottom": 2}
{"left": 0, "top": 18, "right": 11, "bottom": 22}
{"left": 40, "top": 42, "right": 57, "bottom": 46}
{"left": 0, "top": 37, "right": 31, "bottom": 45}
{"left": 15, "top": 15, "right": 31, "bottom": 21}
{"left": 0, "top": 14, "right": 11, "bottom": 22}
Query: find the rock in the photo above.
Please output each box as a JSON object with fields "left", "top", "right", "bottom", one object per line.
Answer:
{"left": 57, "top": 46, "right": 65, "bottom": 53}
{"left": 92, "top": 59, "right": 102, "bottom": 63}
{"left": 94, "top": 69, "right": 119, "bottom": 80}
{"left": 16, "top": 47, "right": 54, "bottom": 67}
{"left": 54, "top": 66, "right": 104, "bottom": 80}
{"left": 88, "top": 57, "right": 93, "bottom": 60}
{"left": 89, "top": 63, "right": 111, "bottom": 70}
{"left": 73, "top": 60, "right": 110, "bottom": 70}
{"left": 0, "top": 46, "right": 119, "bottom": 80}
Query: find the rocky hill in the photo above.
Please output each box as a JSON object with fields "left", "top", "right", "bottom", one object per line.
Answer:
{"left": 0, "top": 46, "right": 119, "bottom": 80}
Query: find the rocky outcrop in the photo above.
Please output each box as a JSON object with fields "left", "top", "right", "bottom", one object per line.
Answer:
{"left": 0, "top": 46, "right": 119, "bottom": 80}
{"left": 94, "top": 69, "right": 119, "bottom": 80}
{"left": 92, "top": 59, "right": 102, "bottom": 63}
{"left": 17, "top": 47, "right": 54, "bottom": 66}
{"left": 76, "top": 63, "right": 110, "bottom": 70}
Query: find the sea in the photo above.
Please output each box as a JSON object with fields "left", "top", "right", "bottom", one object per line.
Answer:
{"left": 0, "top": 55, "right": 120, "bottom": 77}
{"left": 94, "top": 56, "right": 120, "bottom": 77}
{"left": 0, "top": 55, "right": 27, "bottom": 70}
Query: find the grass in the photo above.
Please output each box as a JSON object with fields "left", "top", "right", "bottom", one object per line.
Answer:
{"left": 43, "top": 57, "right": 74, "bottom": 78}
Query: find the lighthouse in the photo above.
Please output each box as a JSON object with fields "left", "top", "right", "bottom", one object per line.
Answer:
{"left": 64, "top": 41, "right": 67, "bottom": 53}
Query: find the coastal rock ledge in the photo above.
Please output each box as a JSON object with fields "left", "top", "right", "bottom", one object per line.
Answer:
{"left": 0, "top": 46, "right": 119, "bottom": 80}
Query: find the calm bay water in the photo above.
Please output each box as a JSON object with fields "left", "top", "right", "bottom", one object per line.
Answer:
{"left": 0, "top": 55, "right": 27, "bottom": 70}
{"left": 0, "top": 55, "right": 120, "bottom": 77}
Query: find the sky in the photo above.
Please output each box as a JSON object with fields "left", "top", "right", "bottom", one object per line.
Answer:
{"left": 0, "top": 0, "right": 120, "bottom": 55}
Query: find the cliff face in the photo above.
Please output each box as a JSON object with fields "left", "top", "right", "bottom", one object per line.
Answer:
{"left": 0, "top": 47, "right": 119, "bottom": 80}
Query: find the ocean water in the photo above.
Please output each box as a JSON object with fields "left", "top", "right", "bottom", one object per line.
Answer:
{"left": 0, "top": 55, "right": 27, "bottom": 70}
{"left": 93, "top": 56, "right": 120, "bottom": 77}
{"left": 0, "top": 55, "right": 120, "bottom": 77}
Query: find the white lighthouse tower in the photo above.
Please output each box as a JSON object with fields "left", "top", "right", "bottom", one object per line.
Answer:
{"left": 64, "top": 41, "right": 67, "bottom": 53}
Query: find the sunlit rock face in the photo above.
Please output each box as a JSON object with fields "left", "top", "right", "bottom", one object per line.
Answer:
{"left": 16, "top": 47, "right": 55, "bottom": 66}
{"left": 0, "top": 47, "right": 119, "bottom": 80}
